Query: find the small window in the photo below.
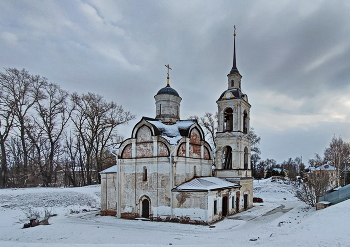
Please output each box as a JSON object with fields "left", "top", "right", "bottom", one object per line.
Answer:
{"left": 231, "top": 80, "right": 234, "bottom": 87}
{"left": 232, "top": 196, "right": 235, "bottom": 208}
{"left": 214, "top": 200, "right": 217, "bottom": 215}
{"left": 194, "top": 166, "right": 197, "bottom": 177}
{"left": 143, "top": 166, "right": 147, "bottom": 181}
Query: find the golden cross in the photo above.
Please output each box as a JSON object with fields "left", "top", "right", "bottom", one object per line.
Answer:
{"left": 165, "top": 64, "right": 172, "bottom": 78}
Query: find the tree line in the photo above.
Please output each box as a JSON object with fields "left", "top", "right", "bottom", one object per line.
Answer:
{"left": 0, "top": 68, "right": 135, "bottom": 188}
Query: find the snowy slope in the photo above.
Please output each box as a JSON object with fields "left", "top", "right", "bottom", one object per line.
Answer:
{"left": 0, "top": 179, "right": 349, "bottom": 246}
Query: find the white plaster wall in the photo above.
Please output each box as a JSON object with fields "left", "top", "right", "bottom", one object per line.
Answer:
{"left": 154, "top": 94, "right": 181, "bottom": 123}
{"left": 100, "top": 173, "right": 116, "bottom": 212}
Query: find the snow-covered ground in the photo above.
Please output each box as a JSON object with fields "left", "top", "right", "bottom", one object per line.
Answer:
{"left": 0, "top": 179, "right": 349, "bottom": 247}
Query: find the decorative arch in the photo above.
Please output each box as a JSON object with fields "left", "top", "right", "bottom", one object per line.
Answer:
{"left": 121, "top": 144, "right": 132, "bottom": 159}
{"left": 188, "top": 128, "right": 201, "bottom": 158}
{"left": 157, "top": 141, "right": 169, "bottom": 156}
{"left": 204, "top": 146, "right": 211, "bottom": 160}
{"left": 136, "top": 125, "right": 152, "bottom": 142}
{"left": 177, "top": 142, "right": 186, "bottom": 157}
{"left": 224, "top": 108, "right": 233, "bottom": 131}
{"left": 135, "top": 125, "right": 153, "bottom": 158}
{"left": 189, "top": 128, "right": 201, "bottom": 144}
{"left": 244, "top": 147, "right": 249, "bottom": 170}
{"left": 222, "top": 146, "right": 232, "bottom": 169}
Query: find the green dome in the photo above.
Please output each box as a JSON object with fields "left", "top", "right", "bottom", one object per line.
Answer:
{"left": 156, "top": 85, "right": 180, "bottom": 97}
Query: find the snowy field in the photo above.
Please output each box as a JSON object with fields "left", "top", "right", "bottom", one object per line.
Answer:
{"left": 0, "top": 179, "right": 349, "bottom": 247}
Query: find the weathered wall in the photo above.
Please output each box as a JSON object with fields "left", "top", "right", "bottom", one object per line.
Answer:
{"left": 154, "top": 93, "right": 182, "bottom": 123}
{"left": 207, "top": 188, "right": 240, "bottom": 224}
{"left": 172, "top": 191, "right": 207, "bottom": 224}
{"left": 119, "top": 157, "right": 172, "bottom": 219}
{"left": 100, "top": 173, "right": 117, "bottom": 215}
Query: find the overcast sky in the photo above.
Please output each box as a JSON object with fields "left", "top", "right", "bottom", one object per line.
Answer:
{"left": 1, "top": 0, "right": 350, "bottom": 164}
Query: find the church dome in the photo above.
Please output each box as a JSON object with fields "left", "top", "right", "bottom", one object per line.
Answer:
{"left": 156, "top": 85, "right": 180, "bottom": 97}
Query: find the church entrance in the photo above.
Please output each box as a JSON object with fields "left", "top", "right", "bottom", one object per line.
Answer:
{"left": 141, "top": 199, "right": 150, "bottom": 218}
{"left": 222, "top": 196, "right": 228, "bottom": 217}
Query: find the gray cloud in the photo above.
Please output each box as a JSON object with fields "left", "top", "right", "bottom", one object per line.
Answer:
{"left": 1, "top": 0, "right": 350, "bottom": 163}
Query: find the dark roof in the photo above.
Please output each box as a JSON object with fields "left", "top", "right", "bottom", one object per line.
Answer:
{"left": 217, "top": 88, "right": 245, "bottom": 101}
{"left": 156, "top": 85, "right": 180, "bottom": 97}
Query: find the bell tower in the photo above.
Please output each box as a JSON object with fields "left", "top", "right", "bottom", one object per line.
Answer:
{"left": 214, "top": 27, "right": 252, "bottom": 188}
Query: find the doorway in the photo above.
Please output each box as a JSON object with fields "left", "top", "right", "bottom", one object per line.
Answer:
{"left": 235, "top": 196, "right": 240, "bottom": 213}
{"left": 141, "top": 199, "right": 150, "bottom": 218}
{"left": 222, "top": 196, "right": 228, "bottom": 217}
{"left": 244, "top": 194, "right": 248, "bottom": 210}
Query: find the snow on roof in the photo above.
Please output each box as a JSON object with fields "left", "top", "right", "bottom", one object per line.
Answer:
{"left": 148, "top": 119, "right": 195, "bottom": 145}
{"left": 174, "top": 177, "right": 239, "bottom": 191}
{"left": 100, "top": 165, "right": 117, "bottom": 174}
{"left": 309, "top": 164, "right": 335, "bottom": 172}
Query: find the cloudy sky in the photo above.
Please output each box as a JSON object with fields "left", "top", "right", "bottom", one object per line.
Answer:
{"left": 1, "top": 0, "right": 350, "bottom": 163}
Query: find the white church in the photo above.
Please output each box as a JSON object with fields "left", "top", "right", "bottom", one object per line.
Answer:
{"left": 100, "top": 31, "right": 253, "bottom": 225}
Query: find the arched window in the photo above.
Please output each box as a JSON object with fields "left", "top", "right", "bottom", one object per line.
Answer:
{"left": 243, "top": 111, "right": 248, "bottom": 134}
{"left": 224, "top": 108, "right": 233, "bottom": 131}
{"left": 244, "top": 147, "right": 249, "bottom": 170}
{"left": 143, "top": 166, "right": 147, "bottom": 181}
{"left": 222, "top": 146, "right": 232, "bottom": 169}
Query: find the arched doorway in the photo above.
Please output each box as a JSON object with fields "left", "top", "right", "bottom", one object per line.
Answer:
{"left": 141, "top": 199, "right": 150, "bottom": 218}
{"left": 222, "top": 196, "right": 228, "bottom": 217}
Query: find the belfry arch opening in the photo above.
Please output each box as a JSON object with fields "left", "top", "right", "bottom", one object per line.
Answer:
{"left": 222, "top": 146, "right": 232, "bottom": 170}
{"left": 243, "top": 111, "right": 248, "bottom": 134}
{"left": 224, "top": 108, "right": 233, "bottom": 131}
{"left": 244, "top": 147, "right": 249, "bottom": 170}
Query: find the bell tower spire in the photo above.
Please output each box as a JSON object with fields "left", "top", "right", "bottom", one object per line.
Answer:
{"left": 230, "top": 25, "right": 239, "bottom": 75}
{"left": 227, "top": 25, "right": 242, "bottom": 90}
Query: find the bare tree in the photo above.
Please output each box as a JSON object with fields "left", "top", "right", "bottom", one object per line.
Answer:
{"left": 282, "top": 158, "right": 298, "bottom": 181}
{"left": 308, "top": 153, "right": 324, "bottom": 168}
{"left": 0, "top": 68, "right": 46, "bottom": 186}
{"left": 71, "top": 92, "right": 135, "bottom": 185}
{"left": 0, "top": 89, "right": 15, "bottom": 187}
{"left": 31, "top": 83, "right": 72, "bottom": 186}
{"left": 247, "top": 127, "right": 261, "bottom": 155}
{"left": 296, "top": 171, "right": 330, "bottom": 207}
{"left": 324, "top": 136, "right": 350, "bottom": 187}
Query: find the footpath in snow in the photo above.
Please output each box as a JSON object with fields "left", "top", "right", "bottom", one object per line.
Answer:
{"left": 0, "top": 179, "right": 349, "bottom": 247}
